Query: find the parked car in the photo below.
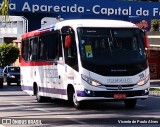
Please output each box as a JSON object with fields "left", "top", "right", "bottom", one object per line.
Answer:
{"left": 3, "top": 66, "right": 20, "bottom": 86}
{"left": 0, "top": 67, "right": 3, "bottom": 88}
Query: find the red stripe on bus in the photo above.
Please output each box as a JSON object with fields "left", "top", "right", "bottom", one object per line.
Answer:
{"left": 22, "top": 29, "right": 50, "bottom": 39}
{"left": 20, "top": 60, "right": 55, "bottom": 66}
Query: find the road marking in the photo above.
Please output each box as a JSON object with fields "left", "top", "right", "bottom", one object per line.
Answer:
{"left": 11, "top": 103, "right": 51, "bottom": 113}
{"left": 69, "top": 119, "right": 87, "bottom": 124}
{"left": 33, "top": 108, "right": 50, "bottom": 113}
{"left": 0, "top": 125, "right": 5, "bottom": 127}
{"left": 65, "top": 117, "right": 87, "bottom": 124}
{"left": 136, "top": 104, "right": 145, "bottom": 107}
{"left": 11, "top": 103, "right": 31, "bottom": 107}
{"left": 11, "top": 103, "right": 87, "bottom": 124}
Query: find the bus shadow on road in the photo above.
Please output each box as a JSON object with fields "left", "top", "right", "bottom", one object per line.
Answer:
{"left": 41, "top": 98, "right": 145, "bottom": 111}
{"left": 37, "top": 97, "right": 124, "bottom": 110}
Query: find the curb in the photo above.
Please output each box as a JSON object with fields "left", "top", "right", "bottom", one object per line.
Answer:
{"left": 149, "top": 87, "right": 160, "bottom": 96}
{"left": 149, "top": 91, "right": 160, "bottom": 96}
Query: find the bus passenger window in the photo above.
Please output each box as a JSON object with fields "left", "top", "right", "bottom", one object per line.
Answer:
{"left": 47, "top": 33, "right": 59, "bottom": 60}
{"left": 39, "top": 37, "right": 47, "bottom": 60}
{"left": 29, "top": 38, "right": 38, "bottom": 61}
{"left": 22, "top": 39, "right": 29, "bottom": 61}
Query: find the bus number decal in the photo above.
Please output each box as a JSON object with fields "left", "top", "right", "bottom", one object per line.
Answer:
{"left": 139, "top": 73, "right": 144, "bottom": 79}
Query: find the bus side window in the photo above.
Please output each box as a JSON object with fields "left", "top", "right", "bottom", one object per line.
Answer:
{"left": 22, "top": 39, "right": 29, "bottom": 61}
{"left": 58, "top": 34, "right": 62, "bottom": 58}
{"left": 39, "top": 36, "right": 47, "bottom": 60}
{"left": 62, "top": 27, "right": 78, "bottom": 71}
{"left": 29, "top": 38, "right": 38, "bottom": 61}
{"left": 132, "top": 36, "right": 138, "bottom": 50}
{"left": 68, "top": 29, "right": 77, "bottom": 58}
{"left": 47, "top": 32, "right": 59, "bottom": 60}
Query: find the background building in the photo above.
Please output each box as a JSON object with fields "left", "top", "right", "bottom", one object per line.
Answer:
{"left": 0, "top": 16, "right": 27, "bottom": 44}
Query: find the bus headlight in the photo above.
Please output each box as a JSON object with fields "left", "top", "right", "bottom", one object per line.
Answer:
{"left": 137, "top": 75, "right": 149, "bottom": 86}
{"left": 10, "top": 75, "right": 15, "bottom": 78}
{"left": 81, "top": 74, "right": 102, "bottom": 87}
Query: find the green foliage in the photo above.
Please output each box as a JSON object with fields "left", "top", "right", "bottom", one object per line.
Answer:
{"left": 0, "top": 0, "right": 9, "bottom": 23}
{"left": 0, "top": 43, "right": 19, "bottom": 67}
{"left": 150, "top": 88, "right": 160, "bottom": 91}
{"left": 1, "top": 0, "right": 9, "bottom": 15}
{"left": 150, "top": 19, "right": 159, "bottom": 31}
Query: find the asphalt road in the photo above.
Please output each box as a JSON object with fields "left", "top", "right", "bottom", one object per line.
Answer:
{"left": 0, "top": 82, "right": 160, "bottom": 127}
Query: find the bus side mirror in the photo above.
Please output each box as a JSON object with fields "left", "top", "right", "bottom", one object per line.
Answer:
{"left": 144, "top": 35, "right": 149, "bottom": 49}
{"left": 142, "top": 30, "right": 149, "bottom": 49}
{"left": 65, "top": 35, "right": 71, "bottom": 48}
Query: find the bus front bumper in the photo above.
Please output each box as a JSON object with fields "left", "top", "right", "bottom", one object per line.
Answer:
{"left": 76, "top": 89, "right": 149, "bottom": 101}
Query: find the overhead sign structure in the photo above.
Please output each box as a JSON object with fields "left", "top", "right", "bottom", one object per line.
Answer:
{"left": 0, "top": 0, "right": 159, "bottom": 31}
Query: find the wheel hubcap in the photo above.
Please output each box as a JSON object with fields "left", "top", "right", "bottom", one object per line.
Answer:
{"left": 36, "top": 88, "right": 40, "bottom": 99}
{"left": 73, "top": 93, "right": 78, "bottom": 106}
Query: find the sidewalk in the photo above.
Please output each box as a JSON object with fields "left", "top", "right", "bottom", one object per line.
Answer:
{"left": 150, "top": 79, "right": 160, "bottom": 87}
{"left": 150, "top": 79, "right": 160, "bottom": 96}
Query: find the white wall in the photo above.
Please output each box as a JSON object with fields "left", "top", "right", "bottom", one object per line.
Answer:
{"left": 0, "top": 16, "right": 28, "bottom": 44}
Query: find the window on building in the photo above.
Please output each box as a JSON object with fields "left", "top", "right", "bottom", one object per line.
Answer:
{"left": 12, "top": 21, "right": 17, "bottom": 28}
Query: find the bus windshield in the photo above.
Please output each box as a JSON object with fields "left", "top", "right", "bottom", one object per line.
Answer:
{"left": 77, "top": 27, "right": 147, "bottom": 76}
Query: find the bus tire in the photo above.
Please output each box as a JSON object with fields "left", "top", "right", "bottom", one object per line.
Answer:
{"left": 7, "top": 81, "right": 11, "bottom": 86}
{"left": 72, "top": 90, "right": 83, "bottom": 109}
{"left": 124, "top": 99, "right": 137, "bottom": 109}
{"left": 0, "top": 82, "right": 3, "bottom": 88}
{"left": 35, "top": 86, "right": 44, "bottom": 103}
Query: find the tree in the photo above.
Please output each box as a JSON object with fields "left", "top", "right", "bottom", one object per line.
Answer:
{"left": 0, "top": 0, "right": 9, "bottom": 24}
{"left": 0, "top": 43, "right": 19, "bottom": 67}
{"left": 150, "top": 19, "right": 159, "bottom": 31}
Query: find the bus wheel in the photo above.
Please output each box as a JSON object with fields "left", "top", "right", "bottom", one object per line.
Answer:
{"left": 124, "top": 99, "right": 137, "bottom": 109}
{"left": 72, "top": 90, "right": 83, "bottom": 109}
{"left": 35, "top": 86, "right": 44, "bottom": 103}
{"left": 0, "top": 82, "right": 3, "bottom": 88}
{"left": 7, "top": 81, "right": 11, "bottom": 86}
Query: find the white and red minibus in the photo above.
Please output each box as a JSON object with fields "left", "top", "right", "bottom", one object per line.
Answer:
{"left": 20, "top": 19, "right": 150, "bottom": 109}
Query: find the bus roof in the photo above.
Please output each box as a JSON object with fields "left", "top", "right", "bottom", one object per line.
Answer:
{"left": 54, "top": 19, "right": 138, "bottom": 29}
{"left": 22, "top": 28, "right": 51, "bottom": 39}
{"left": 22, "top": 19, "right": 138, "bottom": 39}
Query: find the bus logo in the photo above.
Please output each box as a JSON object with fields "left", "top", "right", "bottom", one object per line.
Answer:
{"left": 118, "top": 85, "right": 123, "bottom": 90}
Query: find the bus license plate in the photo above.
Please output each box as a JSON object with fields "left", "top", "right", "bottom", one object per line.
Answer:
{"left": 114, "top": 94, "right": 126, "bottom": 99}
